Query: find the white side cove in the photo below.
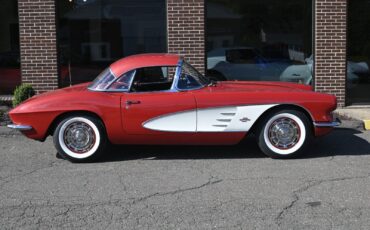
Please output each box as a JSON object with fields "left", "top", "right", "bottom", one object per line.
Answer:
{"left": 143, "top": 104, "right": 278, "bottom": 132}
{"left": 197, "top": 104, "right": 277, "bottom": 132}
{"left": 143, "top": 110, "right": 197, "bottom": 132}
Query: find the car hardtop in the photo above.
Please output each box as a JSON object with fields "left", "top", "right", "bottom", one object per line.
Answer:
{"left": 109, "top": 53, "right": 181, "bottom": 77}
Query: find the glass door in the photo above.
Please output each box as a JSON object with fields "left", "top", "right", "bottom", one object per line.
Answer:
{"left": 0, "top": 0, "right": 20, "bottom": 95}
{"left": 347, "top": 0, "right": 370, "bottom": 105}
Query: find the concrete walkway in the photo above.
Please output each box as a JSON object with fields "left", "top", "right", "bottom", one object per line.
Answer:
{"left": 335, "top": 108, "right": 370, "bottom": 130}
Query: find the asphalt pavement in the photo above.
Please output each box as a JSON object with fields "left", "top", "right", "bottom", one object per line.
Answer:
{"left": 0, "top": 120, "right": 369, "bottom": 229}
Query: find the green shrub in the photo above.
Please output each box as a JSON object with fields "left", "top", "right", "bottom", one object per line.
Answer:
{"left": 12, "top": 84, "right": 35, "bottom": 107}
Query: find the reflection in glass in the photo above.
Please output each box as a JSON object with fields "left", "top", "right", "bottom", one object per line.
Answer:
{"left": 206, "top": 0, "right": 313, "bottom": 84}
{"left": 57, "top": 0, "right": 167, "bottom": 87}
{"left": 88, "top": 68, "right": 116, "bottom": 91}
{"left": 347, "top": 0, "right": 370, "bottom": 105}
{"left": 0, "top": 1, "right": 20, "bottom": 94}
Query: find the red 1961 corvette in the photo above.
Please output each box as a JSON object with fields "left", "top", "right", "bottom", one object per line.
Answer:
{"left": 8, "top": 54, "right": 340, "bottom": 162}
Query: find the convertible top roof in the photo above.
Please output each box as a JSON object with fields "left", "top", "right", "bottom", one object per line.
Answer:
{"left": 110, "top": 53, "right": 181, "bottom": 77}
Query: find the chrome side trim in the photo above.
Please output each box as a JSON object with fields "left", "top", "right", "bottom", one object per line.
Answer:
{"left": 313, "top": 118, "right": 341, "bottom": 127}
{"left": 170, "top": 58, "right": 183, "bottom": 92}
{"left": 7, "top": 124, "right": 33, "bottom": 131}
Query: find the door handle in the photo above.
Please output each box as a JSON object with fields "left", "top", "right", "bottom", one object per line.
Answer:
{"left": 126, "top": 100, "right": 141, "bottom": 105}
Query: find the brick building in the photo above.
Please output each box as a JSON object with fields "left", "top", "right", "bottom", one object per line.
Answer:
{"left": 0, "top": 0, "right": 369, "bottom": 107}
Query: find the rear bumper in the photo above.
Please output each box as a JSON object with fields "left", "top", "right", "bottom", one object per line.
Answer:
{"left": 7, "top": 124, "right": 33, "bottom": 131}
{"left": 313, "top": 118, "right": 341, "bottom": 128}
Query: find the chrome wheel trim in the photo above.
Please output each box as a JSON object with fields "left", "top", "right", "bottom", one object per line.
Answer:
{"left": 268, "top": 118, "right": 300, "bottom": 149}
{"left": 263, "top": 113, "right": 306, "bottom": 155}
{"left": 58, "top": 117, "right": 101, "bottom": 159}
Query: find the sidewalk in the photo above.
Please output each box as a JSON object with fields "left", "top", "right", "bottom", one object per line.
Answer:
{"left": 335, "top": 107, "right": 370, "bottom": 130}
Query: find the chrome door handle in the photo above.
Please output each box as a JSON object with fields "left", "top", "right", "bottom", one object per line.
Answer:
{"left": 126, "top": 100, "right": 141, "bottom": 105}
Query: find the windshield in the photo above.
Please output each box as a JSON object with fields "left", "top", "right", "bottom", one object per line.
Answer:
{"left": 182, "top": 61, "right": 211, "bottom": 86}
{"left": 88, "top": 68, "right": 116, "bottom": 91}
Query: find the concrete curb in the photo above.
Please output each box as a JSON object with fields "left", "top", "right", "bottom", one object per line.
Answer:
{"left": 334, "top": 109, "right": 370, "bottom": 131}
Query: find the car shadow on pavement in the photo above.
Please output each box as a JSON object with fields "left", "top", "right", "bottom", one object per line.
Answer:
{"left": 98, "top": 127, "right": 369, "bottom": 162}
{"left": 102, "top": 138, "right": 265, "bottom": 162}
{"left": 304, "top": 127, "right": 370, "bottom": 159}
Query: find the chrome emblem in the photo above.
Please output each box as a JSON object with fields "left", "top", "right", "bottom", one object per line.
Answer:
{"left": 240, "top": 117, "right": 251, "bottom": 122}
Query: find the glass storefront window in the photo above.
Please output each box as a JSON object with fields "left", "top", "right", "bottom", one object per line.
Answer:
{"left": 347, "top": 0, "right": 370, "bottom": 105}
{"left": 206, "top": 0, "right": 313, "bottom": 84}
{"left": 0, "top": 0, "right": 20, "bottom": 94}
{"left": 57, "top": 0, "right": 167, "bottom": 87}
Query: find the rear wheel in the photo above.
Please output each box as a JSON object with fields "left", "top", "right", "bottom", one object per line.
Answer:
{"left": 256, "top": 110, "right": 312, "bottom": 159}
{"left": 53, "top": 115, "right": 107, "bottom": 163}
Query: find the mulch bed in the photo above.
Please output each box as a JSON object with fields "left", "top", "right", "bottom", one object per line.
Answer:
{"left": 0, "top": 105, "right": 11, "bottom": 126}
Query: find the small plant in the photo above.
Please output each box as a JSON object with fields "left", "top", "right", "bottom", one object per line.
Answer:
{"left": 12, "top": 84, "right": 36, "bottom": 107}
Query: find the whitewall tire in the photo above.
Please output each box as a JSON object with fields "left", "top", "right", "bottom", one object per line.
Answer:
{"left": 53, "top": 115, "right": 107, "bottom": 163}
{"left": 257, "top": 110, "right": 312, "bottom": 159}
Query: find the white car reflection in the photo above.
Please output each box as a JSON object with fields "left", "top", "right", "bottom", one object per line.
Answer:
{"left": 280, "top": 55, "right": 369, "bottom": 87}
{"left": 207, "top": 47, "right": 292, "bottom": 82}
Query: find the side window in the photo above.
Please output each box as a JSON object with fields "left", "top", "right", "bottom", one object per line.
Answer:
{"left": 131, "top": 66, "right": 175, "bottom": 92}
{"left": 108, "top": 70, "right": 136, "bottom": 91}
{"left": 177, "top": 66, "right": 202, "bottom": 90}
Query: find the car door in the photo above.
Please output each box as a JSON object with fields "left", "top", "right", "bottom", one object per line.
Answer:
{"left": 121, "top": 66, "right": 197, "bottom": 135}
{"left": 121, "top": 91, "right": 196, "bottom": 135}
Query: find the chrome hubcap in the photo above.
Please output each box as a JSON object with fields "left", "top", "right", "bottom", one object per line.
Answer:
{"left": 268, "top": 118, "right": 300, "bottom": 150}
{"left": 63, "top": 122, "right": 96, "bottom": 153}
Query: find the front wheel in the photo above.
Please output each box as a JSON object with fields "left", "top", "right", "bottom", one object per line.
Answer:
{"left": 53, "top": 115, "right": 107, "bottom": 163}
{"left": 256, "top": 110, "right": 312, "bottom": 159}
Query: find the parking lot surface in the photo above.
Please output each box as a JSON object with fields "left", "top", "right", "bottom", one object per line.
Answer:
{"left": 0, "top": 120, "right": 369, "bottom": 229}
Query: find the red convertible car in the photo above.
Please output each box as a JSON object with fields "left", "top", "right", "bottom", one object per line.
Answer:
{"left": 8, "top": 54, "right": 340, "bottom": 162}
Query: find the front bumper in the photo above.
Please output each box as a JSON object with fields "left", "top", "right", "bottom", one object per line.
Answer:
{"left": 313, "top": 118, "right": 342, "bottom": 127}
{"left": 7, "top": 124, "right": 33, "bottom": 131}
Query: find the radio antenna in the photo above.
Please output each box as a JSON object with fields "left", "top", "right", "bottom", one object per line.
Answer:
{"left": 68, "top": 60, "right": 72, "bottom": 87}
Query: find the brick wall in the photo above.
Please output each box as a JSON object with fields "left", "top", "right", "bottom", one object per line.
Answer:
{"left": 18, "top": 0, "right": 58, "bottom": 94}
{"left": 315, "top": 0, "right": 347, "bottom": 107}
{"left": 167, "top": 0, "right": 205, "bottom": 74}
{"left": 15, "top": 0, "right": 349, "bottom": 108}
